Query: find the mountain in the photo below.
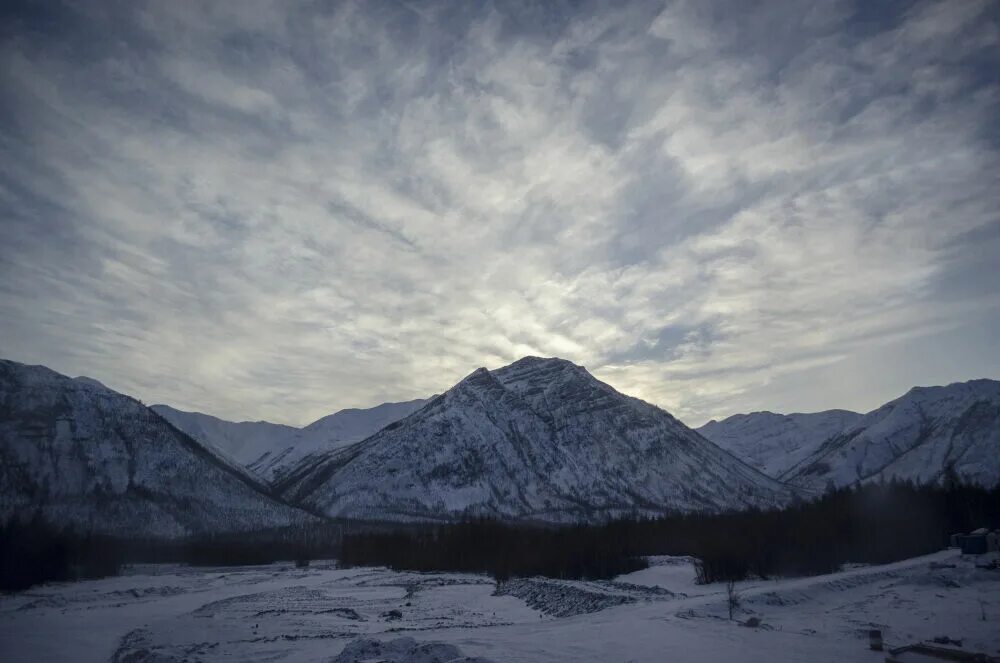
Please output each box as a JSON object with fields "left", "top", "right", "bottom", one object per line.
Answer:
{"left": 782, "top": 379, "right": 1000, "bottom": 490}
{"left": 152, "top": 398, "right": 428, "bottom": 482}
{"left": 148, "top": 405, "right": 299, "bottom": 480}
{"left": 0, "top": 359, "right": 315, "bottom": 538}
{"left": 299, "top": 400, "right": 431, "bottom": 446}
{"left": 277, "top": 357, "right": 796, "bottom": 523}
{"left": 697, "top": 410, "right": 862, "bottom": 476}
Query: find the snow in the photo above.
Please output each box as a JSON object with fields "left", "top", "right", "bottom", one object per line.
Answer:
{"left": 0, "top": 359, "right": 315, "bottom": 536}
{"left": 783, "top": 379, "right": 1000, "bottom": 489}
{"left": 617, "top": 555, "right": 703, "bottom": 594}
{"left": 152, "top": 399, "right": 428, "bottom": 482}
{"left": 13, "top": 356, "right": 997, "bottom": 538}
{"left": 695, "top": 380, "right": 1000, "bottom": 491}
{"left": 698, "top": 410, "right": 861, "bottom": 476}
{"left": 278, "top": 357, "right": 794, "bottom": 522}
{"left": 2, "top": 550, "right": 997, "bottom": 662}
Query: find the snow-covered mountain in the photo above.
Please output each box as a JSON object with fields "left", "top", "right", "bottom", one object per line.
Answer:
{"left": 149, "top": 405, "right": 298, "bottom": 480}
{"left": 782, "top": 379, "right": 1000, "bottom": 490}
{"left": 152, "top": 399, "right": 427, "bottom": 482}
{"left": 277, "top": 357, "right": 796, "bottom": 523}
{"left": 0, "top": 359, "right": 315, "bottom": 538}
{"left": 697, "top": 410, "right": 862, "bottom": 476}
{"left": 299, "top": 400, "right": 431, "bottom": 446}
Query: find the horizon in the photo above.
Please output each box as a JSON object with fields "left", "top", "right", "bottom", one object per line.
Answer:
{"left": 3, "top": 352, "right": 996, "bottom": 429}
{"left": 2, "top": 0, "right": 999, "bottom": 428}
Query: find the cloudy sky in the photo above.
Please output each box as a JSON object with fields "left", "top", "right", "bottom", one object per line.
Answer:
{"left": 1, "top": 0, "right": 998, "bottom": 427}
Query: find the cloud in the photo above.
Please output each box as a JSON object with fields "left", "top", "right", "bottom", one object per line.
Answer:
{"left": 1, "top": 0, "right": 998, "bottom": 426}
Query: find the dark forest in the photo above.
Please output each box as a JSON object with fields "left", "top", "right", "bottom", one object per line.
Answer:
{"left": 3, "top": 481, "right": 998, "bottom": 592}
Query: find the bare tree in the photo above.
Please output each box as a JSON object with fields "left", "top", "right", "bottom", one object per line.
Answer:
{"left": 726, "top": 579, "right": 741, "bottom": 620}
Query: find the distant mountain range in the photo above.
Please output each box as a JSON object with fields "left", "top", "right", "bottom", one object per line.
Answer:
{"left": 698, "top": 379, "right": 1000, "bottom": 491}
{"left": 697, "top": 410, "right": 863, "bottom": 477}
{"left": 152, "top": 399, "right": 428, "bottom": 482}
{"left": 0, "top": 360, "right": 314, "bottom": 538}
{"left": 2, "top": 355, "right": 997, "bottom": 536}
{"left": 779, "top": 380, "right": 1000, "bottom": 490}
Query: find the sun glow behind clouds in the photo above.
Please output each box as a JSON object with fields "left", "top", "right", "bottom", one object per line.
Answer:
{"left": 0, "top": 0, "right": 998, "bottom": 426}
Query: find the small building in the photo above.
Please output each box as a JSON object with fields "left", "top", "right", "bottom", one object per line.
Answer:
{"left": 956, "top": 529, "right": 990, "bottom": 555}
{"left": 988, "top": 530, "right": 999, "bottom": 554}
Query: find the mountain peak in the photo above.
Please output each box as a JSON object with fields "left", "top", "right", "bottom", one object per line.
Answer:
{"left": 898, "top": 378, "right": 1000, "bottom": 402}
{"left": 503, "top": 356, "right": 577, "bottom": 368}
{"left": 280, "top": 356, "right": 794, "bottom": 522}
{"left": 491, "top": 356, "right": 613, "bottom": 413}
{"left": 454, "top": 366, "right": 496, "bottom": 387}
{"left": 493, "top": 356, "right": 590, "bottom": 384}
{"left": 497, "top": 356, "right": 592, "bottom": 381}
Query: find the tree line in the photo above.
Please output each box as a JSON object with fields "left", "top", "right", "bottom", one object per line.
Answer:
{"left": 338, "top": 481, "right": 1000, "bottom": 583}
{"left": 0, "top": 520, "right": 343, "bottom": 591}
{"left": 3, "top": 480, "right": 998, "bottom": 591}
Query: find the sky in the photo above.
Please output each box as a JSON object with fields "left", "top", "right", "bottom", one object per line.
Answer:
{"left": 1, "top": 0, "right": 998, "bottom": 428}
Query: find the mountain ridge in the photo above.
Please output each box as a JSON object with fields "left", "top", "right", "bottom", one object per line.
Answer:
{"left": 152, "top": 397, "right": 429, "bottom": 482}
{"left": 782, "top": 378, "right": 1000, "bottom": 490}
{"left": 277, "top": 357, "right": 796, "bottom": 523}
{"left": 5, "top": 354, "right": 996, "bottom": 533}
{"left": 697, "top": 409, "right": 863, "bottom": 477}
{"left": 0, "top": 359, "right": 317, "bottom": 537}
{"left": 698, "top": 378, "right": 1000, "bottom": 490}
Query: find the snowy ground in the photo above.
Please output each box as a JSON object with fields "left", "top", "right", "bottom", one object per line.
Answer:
{"left": 1, "top": 550, "right": 998, "bottom": 662}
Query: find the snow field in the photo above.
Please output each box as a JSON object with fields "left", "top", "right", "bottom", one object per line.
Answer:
{"left": 2, "top": 550, "right": 998, "bottom": 662}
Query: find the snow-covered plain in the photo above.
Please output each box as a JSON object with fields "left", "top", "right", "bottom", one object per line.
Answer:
{"left": 2, "top": 550, "right": 997, "bottom": 662}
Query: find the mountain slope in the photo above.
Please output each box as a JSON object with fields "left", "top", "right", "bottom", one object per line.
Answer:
{"left": 300, "top": 399, "right": 430, "bottom": 446}
{"left": 149, "top": 405, "right": 299, "bottom": 480}
{"left": 0, "top": 360, "right": 315, "bottom": 538}
{"left": 277, "top": 357, "right": 796, "bottom": 523}
{"left": 782, "top": 379, "right": 1000, "bottom": 490}
{"left": 697, "top": 410, "right": 862, "bottom": 476}
{"left": 152, "top": 399, "right": 428, "bottom": 482}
